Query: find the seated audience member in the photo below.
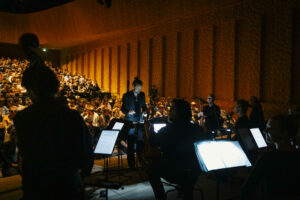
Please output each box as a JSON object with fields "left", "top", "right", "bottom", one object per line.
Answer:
{"left": 146, "top": 99, "right": 209, "bottom": 200}
{"left": 0, "top": 130, "right": 19, "bottom": 177}
{"left": 14, "top": 34, "right": 93, "bottom": 200}
{"left": 242, "top": 115, "right": 300, "bottom": 200}
{"left": 234, "top": 99, "right": 250, "bottom": 130}
{"left": 249, "top": 96, "right": 265, "bottom": 131}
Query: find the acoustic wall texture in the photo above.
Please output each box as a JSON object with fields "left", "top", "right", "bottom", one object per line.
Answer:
{"left": 61, "top": 0, "right": 300, "bottom": 119}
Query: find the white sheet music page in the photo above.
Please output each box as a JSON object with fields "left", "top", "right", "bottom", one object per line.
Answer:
{"left": 250, "top": 128, "right": 267, "bottom": 148}
{"left": 196, "top": 141, "right": 251, "bottom": 171}
{"left": 94, "top": 130, "right": 119, "bottom": 154}
{"left": 112, "top": 122, "right": 124, "bottom": 130}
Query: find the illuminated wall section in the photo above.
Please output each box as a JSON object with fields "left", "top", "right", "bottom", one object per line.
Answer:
{"left": 61, "top": 0, "right": 300, "bottom": 119}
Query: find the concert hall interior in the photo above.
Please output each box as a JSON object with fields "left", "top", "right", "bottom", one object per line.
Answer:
{"left": 0, "top": 0, "right": 299, "bottom": 200}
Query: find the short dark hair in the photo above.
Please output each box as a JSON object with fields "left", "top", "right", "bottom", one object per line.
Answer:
{"left": 22, "top": 63, "right": 59, "bottom": 98}
{"left": 171, "top": 98, "right": 192, "bottom": 123}
{"left": 132, "top": 77, "right": 143, "bottom": 86}
{"left": 236, "top": 99, "right": 249, "bottom": 114}
{"left": 19, "top": 33, "right": 39, "bottom": 49}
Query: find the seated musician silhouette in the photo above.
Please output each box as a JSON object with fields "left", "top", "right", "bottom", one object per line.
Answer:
{"left": 14, "top": 33, "right": 93, "bottom": 200}
{"left": 146, "top": 99, "right": 209, "bottom": 200}
{"left": 242, "top": 114, "right": 300, "bottom": 200}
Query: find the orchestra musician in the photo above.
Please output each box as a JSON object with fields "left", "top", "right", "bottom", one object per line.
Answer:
{"left": 121, "top": 77, "right": 147, "bottom": 168}
{"left": 145, "top": 99, "right": 209, "bottom": 200}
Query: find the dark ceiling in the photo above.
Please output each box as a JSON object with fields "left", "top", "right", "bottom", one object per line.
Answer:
{"left": 0, "top": 0, "right": 74, "bottom": 14}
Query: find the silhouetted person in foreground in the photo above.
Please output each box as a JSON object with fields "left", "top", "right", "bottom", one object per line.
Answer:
{"left": 14, "top": 33, "right": 93, "bottom": 200}
{"left": 146, "top": 99, "right": 209, "bottom": 200}
{"left": 242, "top": 114, "right": 300, "bottom": 200}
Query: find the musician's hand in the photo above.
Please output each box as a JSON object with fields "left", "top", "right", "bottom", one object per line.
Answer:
{"left": 128, "top": 110, "right": 136, "bottom": 115}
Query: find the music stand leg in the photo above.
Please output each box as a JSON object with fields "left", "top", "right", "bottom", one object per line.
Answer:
{"left": 216, "top": 178, "right": 220, "bottom": 200}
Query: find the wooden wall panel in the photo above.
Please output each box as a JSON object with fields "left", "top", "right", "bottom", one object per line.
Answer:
{"left": 214, "top": 20, "right": 235, "bottom": 101}
{"left": 120, "top": 44, "right": 128, "bottom": 95}
{"left": 261, "top": 3, "right": 293, "bottom": 104}
{"left": 196, "top": 25, "right": 214, "bottom": 99}
{"left": 60, "top": 0, "right": 300, "bottom": 119}
{"left": 236, "top": 15, "right": 261, "bottom": 100}
{"left": 292, "top": 3, "right": 300, "bottom": 104}
{"left": 95, "top": 49, "right": 102, "bottom": 87}
{"left": 129, "top": 41, "right": 138, "bottom": 86}
{"left": 71, "top": 55, "right": 75, "bottom": 75}
{"left": 77, "top": 54, "right": 83, "bottom": 75}
{"left": 111, "top": 46, "right": 118, "bottom": 94}
{"left": 139, "top": 39, "right": 150, "bottom": 98}
{"left": 83, "top": 52, "right": 89, "bottom": 77}
{"left": 75, "top": 54, "right": 79, "bottom": 75}
{"left": 179, "top": 28, "right": 194, "bottom": 99}
{"left": 152, "top": 35, "right": 163, "bottom": 96}
{"left": 89, "top": 50, "right": 95, "bottom": 80}
{"left": 164, "top": 32, "right": 178, "bottom": 98}
{"left": 103, "top": 48, "right": 110, "bottom": 90}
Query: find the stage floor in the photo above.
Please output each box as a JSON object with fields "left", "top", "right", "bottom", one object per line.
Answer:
{"left": 0, "top": 155, "right": 245, "bottom": 200}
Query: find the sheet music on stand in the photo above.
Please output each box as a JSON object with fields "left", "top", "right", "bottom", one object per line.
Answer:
{"left": 94, "top": 130, "right": 120, "bottom": 155}
{"left": 194, "top": 140, "right": 252, "bottom": 172}
{"left": 112, "top": 122, "right": 124, "bottom": 130}
{"left": 153, "top": 123, "right": 166, "bottom": 133}
{"left": 250, "top": 128, "right": 268, "bottom": 148}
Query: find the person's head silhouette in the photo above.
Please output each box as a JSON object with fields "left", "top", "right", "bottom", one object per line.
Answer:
{"left": 19, "top": 33, "right": 59, "bottom": 102}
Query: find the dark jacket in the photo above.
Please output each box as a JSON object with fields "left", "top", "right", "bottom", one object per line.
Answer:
{"left": 249, "top": 107, "right": 265, "bottom": 131}
{"left": 121, "top": 90, "right": 146, "bottom": 122}
{"left": 242, "top": 151, "right": 300, "bottom": 200}
{"left": 149, "top": 122, "right": 209, "bottom": 171}
{"left": 203, "top": 104, "right": 221, "bottom": 131}
{"left": 14, "top": 98, "right": 93, "bottom": 200}
{"left": 235, "top": 115, "right": 250, "bottom": 130}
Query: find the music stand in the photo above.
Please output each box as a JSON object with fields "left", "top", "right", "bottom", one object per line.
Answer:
{"left": 238, "top": 129, "right": 257, "bottom": 152}
{"left": 194, "top": 140, "right": 252, "bottom": 200}
{"left": 94, "top": 130, "right": 123, "bottom": 199}
{"left": 153, "top": 123, "right": 167, "bottom": 134}
{"left": 249, "top": 128, "right": 268, "bottom": 148}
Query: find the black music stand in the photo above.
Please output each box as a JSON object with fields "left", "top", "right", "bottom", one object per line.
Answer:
{"left": 93, "top": 130, "right": 123, "bottom": 200}
{"left": 194, "top": 140, "right": 252, "bottom": 200}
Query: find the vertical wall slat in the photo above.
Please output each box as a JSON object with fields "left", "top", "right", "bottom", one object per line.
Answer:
{"left": 161, "top": 35, "right": 166, "bottom": 97}
{"left": 152, "top": 35, "right": 163, "bottom": 96}
{"left": 140, "top": 39, "right": 150, "bottom": 98}
{"left": 120, "top": 44, "right": 128, "bottom": 95}
{"left": 111, "top": 46, "right": 118, "bottom": 93}
{"left": 164, "top": 32, "right": 178, "bottom": 97}
{"left": 148, "top": 38, "right": 153, "bottom": 97}
{"left": 176, "top": 32, "right": 182, "bottom": 97}
{"left": 180, "top": 28, "right": 194, "bottom": 99}
{"left": 117, "top": 45, "right": 121, "bottom": 94}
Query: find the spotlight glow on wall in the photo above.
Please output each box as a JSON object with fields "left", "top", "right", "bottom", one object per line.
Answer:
{"left": 42, "top": 48, "right": 47, "bottom": 52}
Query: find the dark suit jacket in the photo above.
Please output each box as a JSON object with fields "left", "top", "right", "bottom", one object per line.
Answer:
{"left": 121, "top": 90, "right": 146, "bottom": 122}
